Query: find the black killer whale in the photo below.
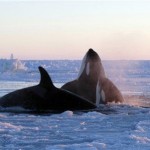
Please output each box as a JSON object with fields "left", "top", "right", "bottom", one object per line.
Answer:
{"left": 0, "top": 66, "right": 96, "bottom": 112}
{"left": 61, "top": 49, "right": 124, "bottom": 105}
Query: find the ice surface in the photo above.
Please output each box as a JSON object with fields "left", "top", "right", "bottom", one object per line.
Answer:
{"left": 0, "top": 58, "right": 27, "bottom": 72}
{"left": 0, "top": 106, "right": 150, "bottom": 150}
{"left": 0, "top": 60, "right": 150, "bottom": 149}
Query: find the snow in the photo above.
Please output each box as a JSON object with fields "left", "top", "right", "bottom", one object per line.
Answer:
{"left": 0, "top": 106, "right": 150, "bottom": 149}
{"left": 0, "top": 60, "right": 150, "bottom": 149}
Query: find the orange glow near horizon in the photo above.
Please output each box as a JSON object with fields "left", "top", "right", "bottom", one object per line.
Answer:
{"left": 0, "top": 1, "right": 150, "bottom": 60}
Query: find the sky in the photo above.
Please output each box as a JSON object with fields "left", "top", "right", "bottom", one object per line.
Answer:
{"left": 0, "top": 0, "right": 150, "bottom": 60}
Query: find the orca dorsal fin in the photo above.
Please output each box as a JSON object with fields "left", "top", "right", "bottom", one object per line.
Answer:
{"left": 38, "top": 66, "right": 55, "bottom": 89}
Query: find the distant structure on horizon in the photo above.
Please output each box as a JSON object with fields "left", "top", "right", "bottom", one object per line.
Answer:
{"left": 10, "top": 53, "right": 14, "bottom": 60}
{"left": 0, "top": 54, "right": 27, "bottom": 72}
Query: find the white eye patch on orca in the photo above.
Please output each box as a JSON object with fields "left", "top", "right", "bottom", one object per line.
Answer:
{"left": 78, "top": 53, "right": 87, "bottom": 79}
{"left": 86, "top": 62, "right": 90, "bottom": 76}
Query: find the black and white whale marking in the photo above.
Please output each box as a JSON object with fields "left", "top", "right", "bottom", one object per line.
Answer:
{"left": 61, "top": 48, "right": 124, "bottom": 105}
{"left": 0, "top": 66, "right": 96, "bottom": 112}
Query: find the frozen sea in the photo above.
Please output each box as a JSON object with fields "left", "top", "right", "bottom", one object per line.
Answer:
{"left": 0, "top": 60, "right": 150, "bottom": 150}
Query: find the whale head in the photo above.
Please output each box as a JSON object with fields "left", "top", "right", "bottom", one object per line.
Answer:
{"left": 78, "top": 48, "right": 106, "bottom": 82}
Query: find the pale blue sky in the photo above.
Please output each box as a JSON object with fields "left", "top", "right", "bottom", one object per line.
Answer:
{"left": 0, "top": 1, "right": 150, "bottom": 60}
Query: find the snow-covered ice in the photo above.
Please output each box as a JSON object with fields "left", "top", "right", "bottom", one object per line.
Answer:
{"left": 0, "top": 106, "right": 150, "bottom": 150}
{"left": 0, "top": 60, "right": 150, "bottom": 149}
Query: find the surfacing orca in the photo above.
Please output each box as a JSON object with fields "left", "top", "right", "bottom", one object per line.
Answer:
{"left": 61, "top": 48, "right": 124, "bottom": 105}
{"left": 0, "top": 66, "right": 96, "bottom": 112}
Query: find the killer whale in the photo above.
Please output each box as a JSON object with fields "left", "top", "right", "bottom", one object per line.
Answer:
{"left": 0, "top": 66, "right": 96, "bottom": 112}
{"left": 62, "top": 48, "right": 106, "bottom": 104}
{"left": 61, "top": 48, "right": 124, "bottom": 105}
